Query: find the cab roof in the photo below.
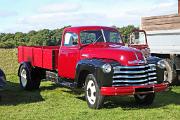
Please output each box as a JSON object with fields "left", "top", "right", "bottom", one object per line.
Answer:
{"left": 64, "top": 26, "right": 118, "bottom": 32}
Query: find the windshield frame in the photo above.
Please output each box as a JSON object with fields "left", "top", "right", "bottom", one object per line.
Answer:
{"left": 79, "top": 29, "right": 124, "bottom": 45}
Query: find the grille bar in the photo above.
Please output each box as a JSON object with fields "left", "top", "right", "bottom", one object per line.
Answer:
{"left": 112, "top": 81, "right": 157, "bottom": 87}
{"left": 114, "top": 69, "right": 156, "bottom": 74}
{"left": 113, "top": 74, "right": 148, "bottom": 79}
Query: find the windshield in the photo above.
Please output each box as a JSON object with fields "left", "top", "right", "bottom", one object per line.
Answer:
{"left": 80, "top": 29, "right": 123, "bottom": 44}
{"left": 130, "top": 31, "right": 147, "bottom": 45}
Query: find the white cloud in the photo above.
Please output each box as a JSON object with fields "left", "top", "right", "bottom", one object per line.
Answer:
{"left": 15, "top": 12, "right": 109, "bottom": 33}
{"left": 1, "top": 0, "right": 178, "bottom": 33}
{"left": 38, "top": 3, "right": 81, "bottom": 13}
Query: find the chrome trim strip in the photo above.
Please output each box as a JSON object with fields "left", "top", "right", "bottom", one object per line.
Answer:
{"left": 113, "top": 64, "right": 156, "bottom": 69}
{"left": 148, "top": 77, "right": 157, "bottom": 80}
{"left": 113, "top": 73, "right": 157, "bottom": 79}
{"left": 114, "top": 69, "right": 156, "bottom": 74}
{"left": 113, "top": 79, "right": 149, "bottom": 83}
{"left": 112, "top": 82, "right": 157, "bottom": 87}
{"left": 148, "top": 73, "right": 156, "bottom": 76}
{"left": 113, "top": 75, "right": 147, "bottom": 79}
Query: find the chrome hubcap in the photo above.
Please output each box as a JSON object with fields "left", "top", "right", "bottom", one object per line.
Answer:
{"left": 136, "top": 94, "right": 146, "bottom": 99}
{"left": 86, "top": 80, "right": 96, "bottom": 105}
{"left": 20, "top": 69, "right": 27, "bottom": 87}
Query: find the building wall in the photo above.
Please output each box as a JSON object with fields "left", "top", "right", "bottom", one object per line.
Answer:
{"left": 141, "top": 14, "right": 180, "bottom": 31}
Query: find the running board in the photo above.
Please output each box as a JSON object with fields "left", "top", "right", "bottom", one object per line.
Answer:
{"left": 46, "top": 71, "right": 77, "bottom": 88}
{"left": 58, "top": 79, "right": 77, "bottom": 88}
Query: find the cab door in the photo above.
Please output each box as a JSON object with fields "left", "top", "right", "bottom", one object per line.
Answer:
{"left": 58, "top": 32, "right": 80, "bottom": 79}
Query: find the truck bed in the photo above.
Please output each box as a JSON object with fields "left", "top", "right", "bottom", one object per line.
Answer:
{"left": 18, "top": 46, "right": 60, "bottom": 70}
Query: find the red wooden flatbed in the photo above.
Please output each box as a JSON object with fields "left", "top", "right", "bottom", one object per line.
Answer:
{"left": 18, "top": 46, "right": 59, "bottom": 70}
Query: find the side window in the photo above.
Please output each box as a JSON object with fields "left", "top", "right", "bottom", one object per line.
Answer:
{"left": 64, "top": 32, "right": 78, "bottom": 46}
{"left": 80, "top": 32, "right": 96, "bottom": 44}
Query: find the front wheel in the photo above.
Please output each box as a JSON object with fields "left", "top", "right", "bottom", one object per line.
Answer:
{"left": 134, "top": 93, "right": 155, "bottom": 105}
{"left": 85, "top": 74, "right": 104, "bottom": 109}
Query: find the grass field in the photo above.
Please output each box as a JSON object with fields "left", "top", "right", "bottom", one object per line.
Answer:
{"left": 0, "top": 49, "right": 180, "bottom": 120}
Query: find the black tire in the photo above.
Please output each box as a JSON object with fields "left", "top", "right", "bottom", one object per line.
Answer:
{"left": 19, "top": 64, "right": 41, "bottom": 90}
{"left": 85, "top": 74, "right": 104, "bottom": 109}
{"left": 0, "top": 69, "right": 6, "bottom": 84}
{"left": 134, "top": 93, "right": 155, "bottom": 105}
{"left": 177, "top": 71, "right": 180, "bottom": 84}
{"left": 165, "top": 59, "right": 177, "bottom": 84}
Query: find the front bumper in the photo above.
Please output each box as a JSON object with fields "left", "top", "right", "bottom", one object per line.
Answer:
{"left": 101, "top": 82, "right": 169, "bottom": 96}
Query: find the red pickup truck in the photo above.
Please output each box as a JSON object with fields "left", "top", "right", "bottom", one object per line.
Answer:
{"left": 18, "top": 26, "right": 168, "bottom": 109}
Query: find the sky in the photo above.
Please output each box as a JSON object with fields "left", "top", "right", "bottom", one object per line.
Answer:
{"left": 0, "top": 0, "right": 178, "bottom": 33}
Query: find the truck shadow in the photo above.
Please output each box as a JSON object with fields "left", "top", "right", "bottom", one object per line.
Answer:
{"left": 64, "top": 88, "right": 180, "bottom": 109}
{"left": 104, "top": 89, "right": 180, "bottom": 109}
{"left": 0, "top": 81, "right": 45, "bottom": 106}
{"left": 0, "top": 80, "right": 61, "bottom": 106}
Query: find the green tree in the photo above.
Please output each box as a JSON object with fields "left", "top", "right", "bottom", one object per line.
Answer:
{"left": 118, "top": 25, "right": 138, "bottom": 43}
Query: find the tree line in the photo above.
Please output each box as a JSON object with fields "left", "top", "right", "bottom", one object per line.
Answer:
{"left": 0, "top": 25, "right": 136, "bottom": 48}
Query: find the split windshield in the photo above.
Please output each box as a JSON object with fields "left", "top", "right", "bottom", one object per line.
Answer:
{"left": 80, "top": 29, "right": 123, "bottom": 44}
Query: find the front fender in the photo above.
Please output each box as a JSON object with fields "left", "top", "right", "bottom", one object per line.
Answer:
{"left": 75, "top": 59, "right": 118, "bottom": 88}
{"left": 146, "top": 56, "right": 162, "bottom": 64}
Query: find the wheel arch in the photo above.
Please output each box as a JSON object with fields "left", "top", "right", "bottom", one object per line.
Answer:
{"left": 75, "top": 58, "right": 117, "bottom": 88}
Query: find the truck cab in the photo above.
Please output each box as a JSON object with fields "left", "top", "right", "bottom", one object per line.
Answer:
{"left": 18, "top": 26, "right": 169, "bottom": 109}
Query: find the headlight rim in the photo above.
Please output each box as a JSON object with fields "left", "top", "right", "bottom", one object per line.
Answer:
{"left": 101, "top": 63, "right": 112, "bottom": 73}
{"left": 157, "top": 60, "right": 166, "bottom": 69}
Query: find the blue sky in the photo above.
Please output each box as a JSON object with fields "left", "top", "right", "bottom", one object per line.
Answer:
{"left": 0, "top": 0, "right": 178, "bottom": 33}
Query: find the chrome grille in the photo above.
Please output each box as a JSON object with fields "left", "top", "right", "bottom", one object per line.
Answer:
{"left": 112, "top": 64, "right": 157, "bottom": 86}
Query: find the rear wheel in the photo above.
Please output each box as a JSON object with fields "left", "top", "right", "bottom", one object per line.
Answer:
{"left": 19, "top": 64, "right": 41, "bottom": 90}
{"left": 134, "top": 93, "right": 155, "bottom": 105}
{"left": 85, "top": 74, "right": 104, "bottom": 109}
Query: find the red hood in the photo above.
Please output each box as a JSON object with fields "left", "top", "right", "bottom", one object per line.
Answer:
{"left": 80, "top": 42, "right": 145, "bottom": 66}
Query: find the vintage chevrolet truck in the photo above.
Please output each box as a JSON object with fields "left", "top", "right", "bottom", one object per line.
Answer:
{"left": 18, "top": 26, "right": 168, "bottom": 109}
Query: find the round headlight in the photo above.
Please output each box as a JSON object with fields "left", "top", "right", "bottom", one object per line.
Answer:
{"left": 102, "top": 64, "right": 112, "bottom": 73}
{"left": 157, "top": 60, "right": 166, "bottom": 69}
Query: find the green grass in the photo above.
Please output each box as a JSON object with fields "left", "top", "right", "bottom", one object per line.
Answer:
{"left": 0, "top": 49, "right": 180, "bottom": 120}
